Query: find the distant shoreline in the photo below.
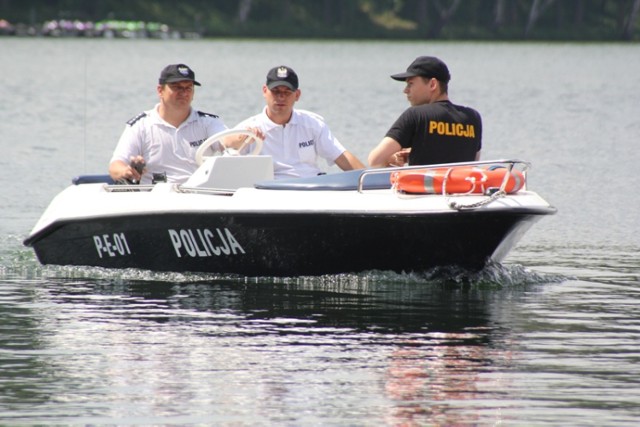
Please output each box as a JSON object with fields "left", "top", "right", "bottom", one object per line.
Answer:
{"left": 0, "top": 18, "right": 202, "bottom": 39}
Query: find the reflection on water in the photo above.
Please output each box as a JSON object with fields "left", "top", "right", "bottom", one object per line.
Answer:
{"left": 2, "top": 261, "right": 639, "bottom": 425}
{"left": 384, "top": 335, "right": 512, "bottom": 426}
{"left": 0, "top": 264, "right": 551, "bottom": 425}
{"left": 27, "top": 266, "right": 517, "bottom": 329}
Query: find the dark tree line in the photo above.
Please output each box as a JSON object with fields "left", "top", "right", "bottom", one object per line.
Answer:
{"left": 2, "top": 0, "right": 639, "bottom": 41}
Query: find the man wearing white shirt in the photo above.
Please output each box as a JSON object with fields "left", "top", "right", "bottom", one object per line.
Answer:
{"left": 109, "top": 63, "right": 227, "bottom": 184}
{"left": 234, "top": 66, "right": 364, "bottom": 179}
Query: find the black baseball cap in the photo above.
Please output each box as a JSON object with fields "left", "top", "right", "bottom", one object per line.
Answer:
{"left": 390, "top": 56, "right": 451, "bottom": 83}
{"left": 266, "top": 66, "right": 299, "bottom": 90}
{"left": 159, "top": 63, "right": 201, "bottom": 86}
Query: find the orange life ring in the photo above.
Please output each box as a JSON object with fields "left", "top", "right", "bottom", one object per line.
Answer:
{"left": 390, "top": 166, "right": 525, "bottom": 195}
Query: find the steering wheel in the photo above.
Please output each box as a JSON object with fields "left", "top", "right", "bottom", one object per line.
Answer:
{"left": 195, "top": 129, "right": 264, "bottom": 166}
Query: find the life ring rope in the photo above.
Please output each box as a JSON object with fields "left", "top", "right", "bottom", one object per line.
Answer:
{"left": 448, "top": 189, "right": 507, "bottom": 211}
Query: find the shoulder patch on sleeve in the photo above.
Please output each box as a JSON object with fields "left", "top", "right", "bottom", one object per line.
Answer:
{"left": 197, "top": 111, "right": 219, "bottom": 118}
{"left": 126, "top": 112, "right": 147, "bottom": 126}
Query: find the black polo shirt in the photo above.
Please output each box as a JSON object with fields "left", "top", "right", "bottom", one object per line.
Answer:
{"left": 386, "top": 100, "right": 482, "bottom": 165}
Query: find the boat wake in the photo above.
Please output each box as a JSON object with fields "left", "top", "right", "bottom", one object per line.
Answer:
{"left": 1, "top": 258, "right": 566, "bottom": 289}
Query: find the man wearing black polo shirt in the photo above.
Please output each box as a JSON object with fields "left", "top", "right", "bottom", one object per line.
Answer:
{"left": 368, "top": 56, "right": 482, "bottom": 168}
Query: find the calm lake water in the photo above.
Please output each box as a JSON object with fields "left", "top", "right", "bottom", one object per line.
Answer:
{"left": 1, "top": 38, "right": 640, "bottom": 426}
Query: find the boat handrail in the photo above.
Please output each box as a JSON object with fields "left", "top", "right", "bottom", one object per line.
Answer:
{"left": 357, "top": 159, "right": 531, "bottom": 194}
{"left": 176, "top": 186, "right": 235, "bottom": 195}
{"left": 102, "top": 183, "right": 235, "bottom": 195}
{"left": 104, "top": 184, "right": 155, "bottom": 192}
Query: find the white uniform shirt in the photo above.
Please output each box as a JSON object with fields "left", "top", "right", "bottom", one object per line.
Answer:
{"left": 235, "top": 107, "right": 346, "bottom": 179}
{"left": 111, "top": 104, "right": 227, "bottom": 184}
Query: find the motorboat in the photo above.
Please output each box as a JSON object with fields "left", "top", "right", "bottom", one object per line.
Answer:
{"left": 23, "top": 130, "right": 556, "bottom": 277}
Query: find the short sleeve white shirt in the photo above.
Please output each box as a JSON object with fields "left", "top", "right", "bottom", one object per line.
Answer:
{"left": 111, "top": 104, "right": 227, "bottom": 184}
{"left": 235, "top": 107, "right": 346, "bottom": 179}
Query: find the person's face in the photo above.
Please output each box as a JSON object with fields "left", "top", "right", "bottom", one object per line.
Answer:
{"left": 403, "top": 76, "right": 435, "bottom": 106}
{"left": 158, "top": 81, "right": 195, "bottom": 109}
{"left": 263, "top": 84, "right": 300, "bottom": 117}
